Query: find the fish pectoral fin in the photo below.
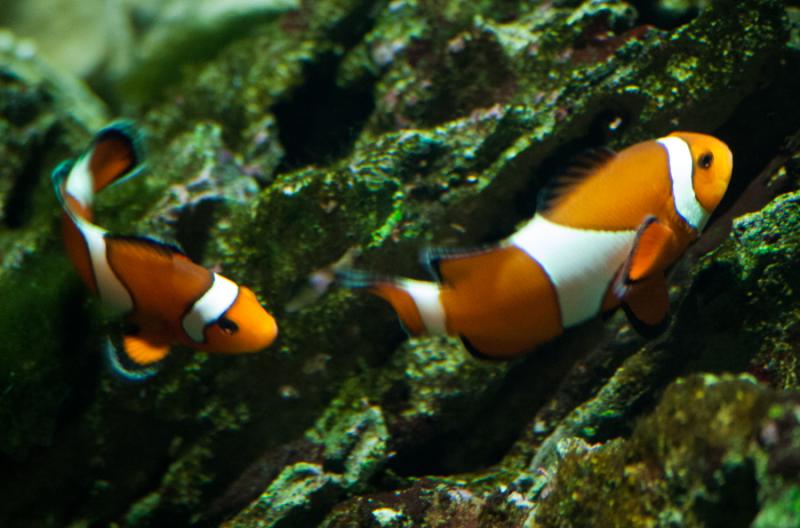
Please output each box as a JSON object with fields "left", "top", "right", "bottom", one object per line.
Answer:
{"left": 123, "top": 335, "right": 171, "bottom": 365}
{"left": 622, "top": 273, "right": 670, "bottom": 337}
{"left": 614, "top": 216, "right": 675, "bottom": 297}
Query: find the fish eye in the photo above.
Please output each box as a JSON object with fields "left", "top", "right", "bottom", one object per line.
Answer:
{"left": 698, "top": 152, "right": 714, "bottom": 169}
{"left": 218, "top": 317, "right": 239, "bottom": 335}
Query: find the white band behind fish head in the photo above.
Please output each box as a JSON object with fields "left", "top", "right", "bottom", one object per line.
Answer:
{"left": 403, "top": 279, "right": 447, "bottom": 334}
{"left": 657, "top": 136, "right": 710, "bottom": 231}
{"left": 182, "top": 273, "right": 239, "bottom": 343}
{"left": 510, "top": 215, "right": 635, "bottom": 328}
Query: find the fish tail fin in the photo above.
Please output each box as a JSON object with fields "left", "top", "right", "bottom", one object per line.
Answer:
{"left": 88, "top": 121, "right": 144, "bottom": 194}
{"left": 103, "top": 337, "right": 160, "bottom": 382}
{"left": 56, "top": 121, "right": 143, "bottom": 218}
{"left": 336, "top": 269, "right": 434, "bottom": 336}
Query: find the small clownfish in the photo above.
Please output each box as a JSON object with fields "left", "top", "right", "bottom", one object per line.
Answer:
{"left": 52, "top": 123, "right": 278, "bottom": 379}
{"left": 339, "top": 132, "right": 733, "bottom": 359}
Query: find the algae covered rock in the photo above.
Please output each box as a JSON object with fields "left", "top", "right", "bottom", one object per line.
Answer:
{"left": 2, "top": 0, "right": 800, "bottom": 526}
{"left": 0, "top": 30, "right": 107, "bottom": 458}
{"left": 532, "top": 374, "right": 775, "bottom": 527}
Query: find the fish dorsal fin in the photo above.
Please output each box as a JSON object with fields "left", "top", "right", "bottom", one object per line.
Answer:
{"left": 537, "top": 147, "right": 616, "bottom": 213}
{"left": 105, "top": 234, "right": 187, "bottom": 259}
{"left": 421, "top": 245, "right": 499, "bottom": 283}
{"left": 89, "top": 121, "right": 144, "bottom": 193}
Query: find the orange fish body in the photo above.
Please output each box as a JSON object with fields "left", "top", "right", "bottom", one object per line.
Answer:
{"left": 53, "top": 123, "right": 277, "bottom": 379}
{"left": 341, "top": 132, "right": 733, "bottom": 359}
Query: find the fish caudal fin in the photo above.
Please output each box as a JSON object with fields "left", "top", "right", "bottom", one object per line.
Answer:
{"left": 88, "top": 122, "right": 143, "bottom": 194}
{"left": 104, "top": 337, "right": 163, "bottom": 381}
{"left": 336, "top": 269, "right": 437, "bottom": 336}
{"left": 54, "top": 122, "right": 143, "bottom": 221}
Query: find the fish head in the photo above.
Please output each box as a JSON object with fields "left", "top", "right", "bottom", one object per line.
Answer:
{"left": 671, "top": 131, "right": 734, "bottom": 214}
{"left": 203, "top": 286, "right": 278, "bottom": 353}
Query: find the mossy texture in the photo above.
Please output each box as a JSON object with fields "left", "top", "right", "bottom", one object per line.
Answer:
{"left": 0, "top": 31, "right": 106, "bottom": 458}
{"left": 1, "top": 0, "right": 800, "bottom": 526}
{"left": 533, "top": 374, "right": 771, "bottom": 527}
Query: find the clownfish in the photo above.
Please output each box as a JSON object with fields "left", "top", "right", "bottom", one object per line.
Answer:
{"left": 52, "top": 123, "right": 278, "bottom": 379}
{"left": 339, "top": 132, "right": 733, "bottom": 359}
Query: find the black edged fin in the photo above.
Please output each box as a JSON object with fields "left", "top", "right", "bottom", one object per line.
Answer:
{"left": 90, "top": 120, "right": 146, "bottom": 189}
{"left": 51, "top": 159, "right": 75, "bottom": 214}
{"left": 459, "top": 334, "right": 505, "bottom": 362}
{"left": 50, "top": 159, "right": 75, "bottom": 201}
{"left": 621, "top": 274, "right": 670, "bottom": 338}
{"left": 420, "top": 244, "right": 499, "bottom": 282}
{"left": 103, "top": 337, "right": 160, "bottom": 382}
{"left": 622, "top": 303, "right": 670, "bottom": 338}
{"left": 612, "top": 215, "right": 677, "bottom": 300}
{"left": 105, "top": 234, "right": 187, "bottom": 258}
{"left": 537, "top": 147, "right": 616, "bottom": 213}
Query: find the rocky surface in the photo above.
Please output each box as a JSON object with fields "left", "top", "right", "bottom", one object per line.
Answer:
{"left": 1, "top": 0, "right": 800, "bottom": 527}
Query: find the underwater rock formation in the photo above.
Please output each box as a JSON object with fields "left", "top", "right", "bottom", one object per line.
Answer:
{"left": 1, "top": 0, "right": 800, "bottom": 527}
{"left": 0, "top": 30, "right": 106, "bottom": 458}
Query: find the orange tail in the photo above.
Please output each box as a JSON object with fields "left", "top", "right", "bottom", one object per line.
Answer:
{"left": 336, "top": 269, "right": 429, "bottom": 335}
{"left": 52, "top": 121, "right": 143, "bottom": 222}
{"left": 88, "top": 122, "right": 143, "bottom": 194}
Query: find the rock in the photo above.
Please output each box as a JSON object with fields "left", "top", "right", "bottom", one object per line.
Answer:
{"left": 0, "top": 0, "right": 299, "bottom": 105}
{"left": 0, "top": 29, "right": 106, "bottom": 459}
{"left": 531, "top": 374, "right": 776, "bottom": 527}
{"left": 2, "top": 0, "right": 800, "bottom": 526}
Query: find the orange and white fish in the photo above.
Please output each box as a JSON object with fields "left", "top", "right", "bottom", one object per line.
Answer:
{"left": 52, "top": 123, "right": 278, "bottom": 379}
{"left": 339, "top": 132, "right": 733, "bottom": 359}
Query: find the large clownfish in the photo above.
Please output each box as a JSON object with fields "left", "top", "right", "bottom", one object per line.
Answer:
{"left": 52, "top": 123, "right": 278, "bottom": 379}
{"left": 339, "top": 132, "right": 733, "bottom": 359}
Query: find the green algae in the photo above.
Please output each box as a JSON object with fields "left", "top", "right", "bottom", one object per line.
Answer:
{"left": 0, "top": 252, "right": 80, "bottom": 455}
{"left": 1, "top": 0, "right": 799, "bottom": 526}
{"left": 693, "top": 189, "right": 800, "bottom": 392}
{"left": 532, "top": 375, "right": 771, "bottom": 527}
{"left": 0, "top": 30, "right": 106, "bottom": 459}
